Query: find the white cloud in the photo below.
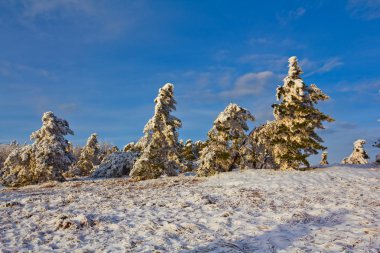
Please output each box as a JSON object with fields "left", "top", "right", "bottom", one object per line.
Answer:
{"left": 213, "top": 50, "right": 229, "bottom": 61}
{"left": 336, "top": 79, "right": 380, "bottom": 93}
{"left": 58, "top": 102, "right": 79, "bottom": 114}
{"left": 239, "top": 54, "right": 289, "bottom": 71}
{"left": 277, "top": 7, "right": 306, "bottom": 25}
{"left": 347, "top": 0, "right": 380, "bottom": 20}
{"left": 317, "top": 58, "right": 344, "bottom": 73}
{"left": 289, "top": 7, "right": 306, "bottom": 19}
{"left": 302, "top": 57, "right": 343, "bottom": 76}
{"left": 0, "top": 60, "right": 55, "bottom": 79}
{"left": 248, "top": 37, "right": 269, "bottom": 45}
{"left": 220, "top": 71, "right": 276, "bottom": 98}
{"left": 21, "top": 0, "right": 94, "bottom": 19}
{"left": 1, "top": 0, "right": 147, "bottom": 41}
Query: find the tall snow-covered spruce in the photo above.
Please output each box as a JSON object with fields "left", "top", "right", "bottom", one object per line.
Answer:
{"left": 197, "top": 103, "right": 254, "bottom": 177}
{"left": 254, "top": 56, "right": 334, "bottom": 170}
{"left": 129, "top": 83, "right": 183, "bottom": 181}
{"left": 0, "top": 112, "right": 75, "bottom": 187}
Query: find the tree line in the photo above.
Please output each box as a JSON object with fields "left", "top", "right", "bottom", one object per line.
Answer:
{"left": 1, "top": 56, "right": 378, "bottom": 187}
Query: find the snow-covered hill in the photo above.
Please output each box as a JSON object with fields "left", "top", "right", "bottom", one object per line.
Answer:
{"left": 1, "top": 166, "right": 379, "bottom": 252}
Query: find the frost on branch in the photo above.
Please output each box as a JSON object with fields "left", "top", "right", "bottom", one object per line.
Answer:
{"left": 73, "top": 133, "right": 101, "bottom": 176}
{"left": 320, "top": 151, "right": 329, "bottom": 166}
{"left": 197, "top": 103, "right": 254, "bottom": 177}
{"left": 341, "top": 139, "right": 369, "bottom": 165}
{"left": 0, "top": 112, "right": 75, "bottom": 187}
{"left": 267, "top": 56, "right": 334, "bottom": 170}
{"left": 92, "top": 151, "right": 138, "bottom": 178}
{"left": 130, "top": 83, "right": 184, "bottom": 181}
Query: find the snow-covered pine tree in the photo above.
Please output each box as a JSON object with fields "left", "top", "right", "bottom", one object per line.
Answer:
{"left": 0, "top": 112, "right": 75, "bottom": 187}
{"left": 320, "top": 151, "right": 329, "bottom": 166}
{"left": 92, "top": 151, "right": 138, "bottom": 178}
{"left": 197, "top": 103, "right": 254, "bottom": 177}
{"left": 129, "top": 83, "right": 183, "bottom": 181}
{"left": 261, "top": 56, "right": 334, "bottom": 170}
{"left": 75, "top": 133, "right": 101, "bottom": 176}
{"left": 342, "top": 139, "right": 369, "bottom": 164}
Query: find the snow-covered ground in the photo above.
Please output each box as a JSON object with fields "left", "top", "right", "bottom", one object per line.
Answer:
{"left": 1, "top": 165, "right": 379, "bottom": 252}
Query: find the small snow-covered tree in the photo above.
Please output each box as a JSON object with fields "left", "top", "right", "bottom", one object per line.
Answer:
{"left": 320, "top": 151, "right": 329, "bottom": 166}
{"left": 129, "top": 83, "right": 183, "bottom": 181}
{"left": 250, "top": 122, "right": 278, "bottom": 169}
{"left": 0, "top": 112, "right": 75, "bottom": 187}
{"left": 75, "top": 133, "right": 101, "bottom": 176}
{"left": 179, "top": 139, "right": 204, "bottom": 172}
{"left": 197, "top": 103, "right": 254, "bottom": 177}
{"left": 342, "top": 139, "right": 369, "bottom": 164}
{"left": 92, "top": 151, "right": 138, "bottom": 178}
{"left": 261, "top": 56, "right": 334, "bottom": 170}
{"left": 92, "top": 142, "right": 140, "bottom": 179}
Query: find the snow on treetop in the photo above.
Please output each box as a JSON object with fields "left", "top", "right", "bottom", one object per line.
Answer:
{"left": 154, "top": 83, "right": 176, "bottom": 111}
{"left": 354, "top": 139, "right": 366, "bottom": 147}
{"left": 213, "top": 103, "right": 255, "bottom": 128}
{"left": 162, "top": 82, "right": 174, "bottom": 90}
{"left": 31, "top": 111, "right": 74, "bottom": 141}
{"left": 287, "top": 56, "right": 303, "bottom": 79}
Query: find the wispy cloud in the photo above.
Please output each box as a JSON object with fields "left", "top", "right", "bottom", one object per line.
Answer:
{"left": 0, "top": 0, "right": 148, "bottom": 42}
{"left": 0, "top": 60, "right": 55, "bottom": 79}
{"left": 21, "top": 0, "right": 94, "bottom": 19}
{"left": 156, "top": 67, "right": 236, "bottom": 102}
{"left": 277, "top": 7, "right": 306, "bottom": 25}
{"left": 220, "top": 71, "right": 276, "bottom": 99}
{"left": 58, "top": 102, "right": 80, "bottom": 114}
{"left": 336, "top": 79, "right": 380, "bottom": 93}
{"left": 239, "top": 54, "right": 289, "bottom": 71}
{"left": 288, "top": 7, "right": 306, "bottom": 19}
{"left": 347, "top": 0, "right": 380, "bottom": 20}
{"left": 248, "top": 37, "right": 269, "bottom": 45}
{"left": 302, "top": 57, "right": 343, "bottom": 76}
{"left": 246, "top": 37, "right": 307, "bottom": 50}
{"left": 323, "top": 120, "right": 363, "bottom": 140}
{"left": 213, "top": 50, "right": 229, "bottom": 61}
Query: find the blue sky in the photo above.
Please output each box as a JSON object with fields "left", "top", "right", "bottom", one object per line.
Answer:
{"left": 0, "top": 0, "right": 379, "bottom": 164}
